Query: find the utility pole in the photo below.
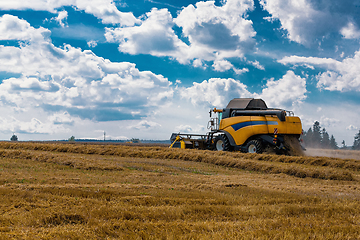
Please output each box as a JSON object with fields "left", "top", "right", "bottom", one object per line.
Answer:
{"left": 104, "top": 131, "right": 106, "bottom": 141}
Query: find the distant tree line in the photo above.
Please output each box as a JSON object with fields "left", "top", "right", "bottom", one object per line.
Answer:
{"left": 303, "top": 121, "right": 338, "bottom": 149}
{"left": 303, "top": 121, "right": 360, "bottom": 150}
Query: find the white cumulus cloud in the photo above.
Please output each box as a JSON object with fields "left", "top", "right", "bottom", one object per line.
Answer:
{"left": 212, "top": 60, "right": 249, "bottom": 74}
{"left": 106, "top": 0, "right": 256, "bottom": 68}
{"left": 174, "top": 125, "right": 193, "bottom": 133}
{"left": 87, "top": 40, "right": 98, "bottom": 48}
{"left": 260, "top": 0, "right": 360, "bottom": 45}
{"left": 0, "top": 116, "right": 69, "bottom": 135}
{"left": 180, "top": 78, "right": 253, "bottom": 108}
{"left": 0, "top": 0, "right": 139, "bottom": 26}
{"left": 179, "top": 70, "right": 307, "bottom": 110}
{"left": 320, "top": 116, "right": 341, "bottom": 128}
{"left": 175, "top": 0, "right": 256, "bottom": 61}
{"left": 127, "top": 120, "right": 162, "bottom": 130}
{"left": 340, "top": 21, "right": 360, "bottom": 39}
{"left": 48, "top": 112, "right": 76, "bottom": 126}
{"left": 247, "top": 60, "right": 265, "bottom": 70}
{"left": 52, "top": 10, "right": 68, "bottom": 27}
{"left": 105, "top": 8, "right": 190, "bottom": 64}
{"left": 346, "top": 125, "right": 358, "bottom": 131}
{"left": 0, "top": 15, "right": 173, "bottom": 123}
{"left": 259, "top": 71, "right": 307, "bottom": 109}
{"left": 175, "top": 0, "right": 255, "bottom": 44}
{"left": 0, "top": 14, "right": 50, "bottom": 42}
{"left": 279, "top": 50, "right": 360, "bottom": 91}
{"left": 212, "top": 60, "right": 233, "bottom": 72}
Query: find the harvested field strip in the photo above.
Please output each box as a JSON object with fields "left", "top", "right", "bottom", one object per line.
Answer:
{"left": 236, "top": 152, "right": 360, "bottom": 171}
{"left": 1, "top": 179, "right": 359, "bottom": 221}
{"left": 1, "top": 142, "right": 359, "bottom": 172}
{"left": 0, "top": 142, "right": 355, "bottom": 181}
{"left": 0, "top": 149, "right": 124, "bottom": 172}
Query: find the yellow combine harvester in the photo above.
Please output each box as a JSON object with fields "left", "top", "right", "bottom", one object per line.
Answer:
{"left": 170, "top": 98, "right": 304, "bottom": 154}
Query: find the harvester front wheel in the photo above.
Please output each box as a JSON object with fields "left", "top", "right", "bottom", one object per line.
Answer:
{"left": 214, "top": 135, "right": 231, "bottom": 151}
{"left": 246, "top": 140, "right": 263, "bottom": 153}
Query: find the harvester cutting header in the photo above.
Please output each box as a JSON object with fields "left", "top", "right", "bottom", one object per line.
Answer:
{"left": 170, "top": 98, "right": 304, "bottom": 154}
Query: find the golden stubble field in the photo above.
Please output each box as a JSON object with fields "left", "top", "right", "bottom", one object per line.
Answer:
{"left": 0, "top": 142, "right": 359, "bottom": 239}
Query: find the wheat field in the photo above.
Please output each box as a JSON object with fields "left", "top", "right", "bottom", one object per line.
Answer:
{"left": 0, "top": 142, "right": 359, "bottom": 239}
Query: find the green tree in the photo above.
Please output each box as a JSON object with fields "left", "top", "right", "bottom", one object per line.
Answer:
{"left": 312, "top": 121, "right": 322, "bottom": 148}
{"left": 321, "top": 128, "right": 330, "bottom": 148}
{"left": 329, "top": 135, "right": 338, "bottom": 149}
{"left": 68, "top": 136, "right": 75, "bottom": 142}
{"left": 353, "top": 130, "right": 360, "bottom": 150}
{"left": 10, "top": 134, "right": 18, "bottom": 141}
{"left": 341, "top": 140, "right": 346, "bottom": 149}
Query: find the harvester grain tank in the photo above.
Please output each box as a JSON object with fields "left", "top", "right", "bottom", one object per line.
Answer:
{"left": 170, "top": 98, "right": 304, "bottom": 154}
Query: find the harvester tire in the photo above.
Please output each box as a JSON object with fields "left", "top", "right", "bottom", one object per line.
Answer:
{"left": 246, "top": 140, "right": 263, "bottom": 153}
{"left": 214, "top": 135, "right": 231, "bottom": 151}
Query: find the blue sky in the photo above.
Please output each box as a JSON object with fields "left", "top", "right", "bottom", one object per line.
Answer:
{"left": 0, "top": 0, "right": 359, "bottom": 145}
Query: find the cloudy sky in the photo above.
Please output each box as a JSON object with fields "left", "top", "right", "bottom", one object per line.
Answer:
{"left": 0, "top": 0, "right": 359, "bottom": 145}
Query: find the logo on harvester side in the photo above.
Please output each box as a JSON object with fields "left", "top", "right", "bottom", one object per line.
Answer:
{"left": 231, "top": 121, "right": 278, "bottom": 132}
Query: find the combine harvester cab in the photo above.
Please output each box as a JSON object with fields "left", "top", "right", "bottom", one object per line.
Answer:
{"left": 170, "top": 98, "right": 304, "bottom": 155}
